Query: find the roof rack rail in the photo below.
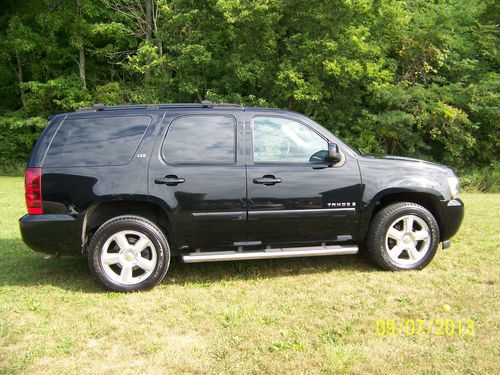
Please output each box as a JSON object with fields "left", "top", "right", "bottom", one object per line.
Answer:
{"left": 158, "top": 101, "right": 242, "bottom": 109}
{"left": 76, "top": 101, "right": 243, "bottom": 112}
{"left": 76, "top": 102, "right": 106, "bottom": 112}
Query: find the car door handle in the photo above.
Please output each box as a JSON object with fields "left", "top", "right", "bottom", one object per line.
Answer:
{"left": 253, "top": 175, "right": 282, "bottom": 185}
{"left": 154, "top": 175, "right": 185, "bottom": 186}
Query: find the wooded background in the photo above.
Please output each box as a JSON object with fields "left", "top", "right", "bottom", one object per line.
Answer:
{"left": 0, "top": 0, "right": 498, "bottom": 189}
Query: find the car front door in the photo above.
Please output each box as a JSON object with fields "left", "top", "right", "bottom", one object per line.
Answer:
{"left": 245, "top": 113, "right": 362, "bottom": 245}
{"left": 148, "top": 111, "right": 246, "bottom": 250}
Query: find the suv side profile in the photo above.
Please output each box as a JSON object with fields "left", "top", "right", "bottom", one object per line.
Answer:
{"left": 20, "top": 102, "right": 464, "bottom": 292}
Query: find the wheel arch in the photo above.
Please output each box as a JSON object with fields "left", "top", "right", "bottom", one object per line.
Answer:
{"left": 82, "top": 200, "right": 171, "bottom": 252}
{"left": 368, "top": 189, "right": 445, "bottom": 240}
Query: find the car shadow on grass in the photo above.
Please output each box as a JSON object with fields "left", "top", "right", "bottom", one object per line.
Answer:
{"left": 0, "top": 237, "right": 377, "bottom": 292}
{"left": 166, "top": 253, "right": 376, "bottom": 287}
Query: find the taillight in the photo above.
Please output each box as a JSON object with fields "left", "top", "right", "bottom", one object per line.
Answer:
{"left": 25, "top": 167, "right": 43, "bottom": 215}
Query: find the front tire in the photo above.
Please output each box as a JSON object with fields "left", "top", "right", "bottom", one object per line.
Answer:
{"left": 367, "top": 202, "right": 440, "bottom": 271}
{"left": 88, "top": 216, "right": 170, "bottom": 292}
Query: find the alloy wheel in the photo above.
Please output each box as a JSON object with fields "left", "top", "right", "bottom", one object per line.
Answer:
{"left": 100, "top": 230, "right": 157, "bottom": 285}
{"left": 384, "top": 214, "right": 431, "bottom": 266}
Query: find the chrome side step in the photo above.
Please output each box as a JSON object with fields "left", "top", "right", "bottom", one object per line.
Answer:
{"left": 181, "top": 244, "right": 358, "bottom": 263}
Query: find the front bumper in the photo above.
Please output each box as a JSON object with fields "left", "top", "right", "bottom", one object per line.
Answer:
{"left": 19, "top": 214, "right": 83, "bottom": 255}
{"left": 439, "top": 198, "right": 464, "bottom": 241}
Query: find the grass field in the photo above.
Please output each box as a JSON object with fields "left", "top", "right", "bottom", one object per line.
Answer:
{"left": 0, "top": 176, "right": 498, "bottom": 374}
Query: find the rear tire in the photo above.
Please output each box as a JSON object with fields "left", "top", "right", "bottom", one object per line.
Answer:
{"left": 87, "top": 215, "right": 170, "bottom": 292}
{"left": 367, "top": 202, "right": 440, "bottom": 271}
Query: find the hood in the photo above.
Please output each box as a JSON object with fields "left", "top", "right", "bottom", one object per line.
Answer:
{"left": 381, "top": 155, "right": 445, "bottom": 168}
{"left": 359, "top": 154, "right": 454, "bottom": 175}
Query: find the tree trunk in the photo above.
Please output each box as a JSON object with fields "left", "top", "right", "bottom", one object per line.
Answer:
{"left": 76, "top": 0, "right": 87, "bottom": 89}
{"left": 144, "top": 0, "right": 153, "bottom": 80}
{"left": 145, "top": 0, "right": 152, "bottom": 39}
{"left": 79, "top": 46, "right": 87, "bottom": 89}
{"left": 15, "top": 51, "right": 26, "bottom": 108}
{"left": 157, "top": 41, "right": 163, "bottom": 57}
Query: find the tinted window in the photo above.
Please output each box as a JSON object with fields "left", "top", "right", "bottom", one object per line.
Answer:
{"left": 163, "top": 115, "right": 236, "bottom": 164}
{"left": 253, "top": 117, "right": 327, "bottom": 163}
{"left": 44, "top": 116, "right": 151, "bottom": 167}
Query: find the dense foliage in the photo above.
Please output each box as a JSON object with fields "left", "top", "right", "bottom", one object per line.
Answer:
{"left": 0, "top": 0, "right": 498, "bottom": 188}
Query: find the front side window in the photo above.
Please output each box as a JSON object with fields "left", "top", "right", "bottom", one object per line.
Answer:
{"left": 252, "top": 117, "right": 327, "bottom": 163}
{"left": 163, "top": 115, "right": 236, "bottom": 164}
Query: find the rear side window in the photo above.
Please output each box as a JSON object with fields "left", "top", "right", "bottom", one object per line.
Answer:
{"left": 162, "top": 115, "right": 236, "bottom": 164}
{"left": 44, "top": 116, "right": 151, "bottom": 167}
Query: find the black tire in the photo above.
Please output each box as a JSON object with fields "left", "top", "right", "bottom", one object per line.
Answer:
{"left": 367, "top": 202, "right": 440, "bottom": 271}
{"left": 87, "top": 215, "right": 170, "bottom": 292}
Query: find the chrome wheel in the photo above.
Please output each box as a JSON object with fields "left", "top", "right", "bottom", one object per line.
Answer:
{"left": 100, "top": 230, "right": 157, "bottom": 285}
{"left": 385, "top": 214, "right": 431, "bottom": 266}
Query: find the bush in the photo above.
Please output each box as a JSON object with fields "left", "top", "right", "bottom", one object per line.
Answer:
{"left": 460, "top": 163, "right": 500, "bottom": 192}
{"left": 0, "top": 162, "right": 25, "bottom": 176}
{"left": 0, "top": 114, "right": 46, "bottom": 172}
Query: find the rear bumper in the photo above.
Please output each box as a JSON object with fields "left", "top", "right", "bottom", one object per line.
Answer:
{"left": 19, "top": 214, "right": 83, "bottom": 255}
{"left": 439, "top": 198, "right": 464, "bottom": 241}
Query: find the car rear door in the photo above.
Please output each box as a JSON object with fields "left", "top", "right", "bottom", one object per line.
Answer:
{"left": 245, "top": 112, "right": 362, "bottom": 245}
{"left": 148, "top": 109, "right": 246, "bottom": 250}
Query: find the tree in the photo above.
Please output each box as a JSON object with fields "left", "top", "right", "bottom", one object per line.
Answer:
{"left": 0, "top": 0, "right": 498, "bottom": 189}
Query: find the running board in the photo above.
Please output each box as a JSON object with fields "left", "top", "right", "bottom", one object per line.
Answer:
{"left": 181, "top": 245, "right": 358, "bottom": 263}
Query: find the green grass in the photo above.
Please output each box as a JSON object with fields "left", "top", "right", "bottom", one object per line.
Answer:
{"left": 0, "top": 176, "right": 498, "bottom": 374}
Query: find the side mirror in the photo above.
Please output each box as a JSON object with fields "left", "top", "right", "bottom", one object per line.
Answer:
{"left": 328, "top": 143, "right": 342, "bottom": 165}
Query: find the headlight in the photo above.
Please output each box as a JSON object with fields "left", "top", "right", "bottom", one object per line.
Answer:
{"left": 447, "top": 176, "right": 459, "bottom": 198}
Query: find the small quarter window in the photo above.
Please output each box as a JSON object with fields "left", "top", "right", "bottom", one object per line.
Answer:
{"left": 163, "top": 115, "right": 236, "bottom": 164}
{"left": 252, "top": 117, "right": 327, "bottom": 163}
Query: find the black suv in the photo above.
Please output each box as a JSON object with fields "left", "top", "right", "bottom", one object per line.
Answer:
{"left": 20, "top": 102, "right": 464, "bottom": 291}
